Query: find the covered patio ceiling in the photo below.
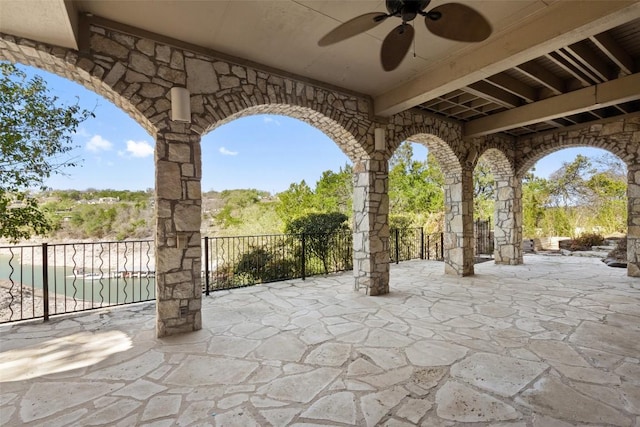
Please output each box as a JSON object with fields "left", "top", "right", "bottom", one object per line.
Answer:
{"left": 1, "top": 0, "right": 639, "bottom": 138}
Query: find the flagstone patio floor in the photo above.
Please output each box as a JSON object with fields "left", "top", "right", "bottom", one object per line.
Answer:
{"left": 1, "top": 255, "right": 639, "bottom": 426}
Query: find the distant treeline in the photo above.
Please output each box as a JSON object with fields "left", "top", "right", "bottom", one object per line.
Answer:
{"left": 26, "top": 145, "right": 627, "bottom": 242}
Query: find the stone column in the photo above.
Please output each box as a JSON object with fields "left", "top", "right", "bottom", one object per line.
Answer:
{"left": 353, "top": 152, "right": 390, "bottom": 295}
{"left": 155, "top": 122, "right": 203, "bottom": 337}
{"left": 493, "top": 175, "right": 524, "bottom": 265}
{"left": 443, "top": 167, "right": 475, "bottom": 276}
{"left": 627, "top": 164, "right": 640, "bottom": 277}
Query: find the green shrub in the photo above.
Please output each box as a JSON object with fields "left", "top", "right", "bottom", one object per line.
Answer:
{"left": 234, "top": 246, "right": 300, "bottom": 283}
{"left": 570, "top": 232, "right": 605, "bottom": 250}
{"left": 606, "top": 237, "right": 627, "bottom": 261}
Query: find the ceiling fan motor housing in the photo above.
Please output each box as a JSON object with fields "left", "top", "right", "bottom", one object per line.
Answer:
{"left": 386, "top": 0, "right": 431, "bottom": 21}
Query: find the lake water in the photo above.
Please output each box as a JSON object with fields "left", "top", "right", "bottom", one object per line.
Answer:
{"left": 0, "top": 255, "right": 156, "bottom": 304}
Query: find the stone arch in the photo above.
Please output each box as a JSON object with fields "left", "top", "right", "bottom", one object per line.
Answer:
{"left": 478, "top": 147, "right": 516, "bottom": 179}
{"left": 2, "top": 19, "right": 377, "bottom": 161}
{"left": 478, "top": 148, "right": 522, "bottom": 265}
{"left": 388, "top": 111, "right": 464, "bottom": 174}
{"left": 515, "top": 122, "right": 633, "bottom": 178}
{"left": 401, "top": 133, "right": 462, "bottom": 175}
{"left": 514, "top": 116, "right": 640, "bottom": 277}
{"left": 0, "top": 34, "right": 156, "bottom": 135}
{"left": 517, "top": 143, "right": 629, "bottom": 179}
{"left": 201, "top": 104, "right": 364, "bottom": 163}
{"left": 388, "top": 115, "right": 473, "bottom": 276}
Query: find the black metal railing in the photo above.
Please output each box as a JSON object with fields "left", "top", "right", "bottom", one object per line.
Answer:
{"left": 1, "top": 229, "right": 446, "bottom": 323}
{"left": 0, "top": 240, "right": 155, "bottom": 323}
{"left": 202, "top": 230, "right": 354, "bottom": 293}
{"left": 389, "top": 228, "right": 445, "bottom": 264}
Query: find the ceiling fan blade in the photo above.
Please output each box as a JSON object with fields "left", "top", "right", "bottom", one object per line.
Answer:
{"left": 319, "top": 12, "right": 388, "bottom": 46}
{"left": 425, "top": 3, "right": 492, "bottom": 42}
{"left": 381, "top": 24, "right": 415, "bottom": 72}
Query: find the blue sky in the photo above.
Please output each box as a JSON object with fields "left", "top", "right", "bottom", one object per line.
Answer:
{"left": 18, "top": 64, "right": 609, "bottom": 193}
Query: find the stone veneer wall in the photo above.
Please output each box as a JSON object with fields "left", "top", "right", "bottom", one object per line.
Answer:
{"left": 492, "top": 175, "right": 523, "bottom": 265}
{"left": 443, "top": 168, "right": 476, "bottom": 276}
{"left": 517, "top": 115, "right": 640, "bottom": 276}
{"left": 477, "top": 140, "right": 522, "bottom": 266}
{"left": 155, "top": 122, "right": 203, "bottom": 336}
{"left": 353, "top": 153, "right": 390, "bottom": 295}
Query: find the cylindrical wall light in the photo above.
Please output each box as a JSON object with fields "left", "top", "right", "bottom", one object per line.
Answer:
{"left": 170, "top": 87, "right": 191, "bottom": 123}
{"left": 374, "top": 128, "right": 386, "bottom": 151}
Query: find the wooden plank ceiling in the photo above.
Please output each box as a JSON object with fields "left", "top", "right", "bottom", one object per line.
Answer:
{"left": 416, "top": 18, "right": 640, "bottom": 137}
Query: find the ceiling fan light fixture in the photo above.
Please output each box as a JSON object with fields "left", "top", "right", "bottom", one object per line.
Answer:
{"left": 319, "top": 0, "right": 492, "bottom": 71}
{"left": 386, "top": 0, "right": 432, "bottom": 17}
{"left": 426, "top": 11, "right": 442, "bottom": 21}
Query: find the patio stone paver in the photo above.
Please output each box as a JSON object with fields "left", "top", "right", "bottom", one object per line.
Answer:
{"left": 435, "top": 380, "right": 520, "bottom": 422}
{"left": 1, "top": 255, "right": 639, "bottom": 426}
{"left": 450, "top": 352, "right": 547, "bottom": 396}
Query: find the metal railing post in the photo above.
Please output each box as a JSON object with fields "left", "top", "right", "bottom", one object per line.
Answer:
{"left": 204, "top": 237, "right": 210, "bottom": 296}
{"left": 395, "top": 229, "right": 399, "bottom": 264}
{"left": 42, "top": 243, "right": 49, "bottom": 322}
{"left": 301, "top": 234, "right": 306, "bottom": 281}
{"left": 440, "top": 232, "right": 445, "bottom": 260}
{"left": 420, "top": 228, "right": 424, "bottom": 260}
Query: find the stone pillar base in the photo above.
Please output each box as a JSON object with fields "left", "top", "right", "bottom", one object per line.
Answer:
{"left": 155, "top": 124, "right": 203, "bottom": 337}
{"left": 353, "top": 154, "right": 390, "bottom": 295}
{"left": 443, "top": 169, "right": 475, "bottom": 277}
{"left": 494, "top": 175, "right": 523, "bottom": 266}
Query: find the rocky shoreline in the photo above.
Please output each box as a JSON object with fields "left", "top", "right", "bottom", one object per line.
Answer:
{"left": 0, "top": 279, "right": 81, "bottom": 323}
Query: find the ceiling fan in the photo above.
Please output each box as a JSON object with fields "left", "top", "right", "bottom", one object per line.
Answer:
{"left": 318, "top": 0, "right": 492, "bottom": 71}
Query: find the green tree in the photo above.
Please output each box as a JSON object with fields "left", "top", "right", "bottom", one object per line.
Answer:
{"left": 313, "top": 164, "right": 353, "bottom": 216}
{"left": 522, "top": 153, "right": 627, "bottom": 237}
{"left": 275, "top": 180, "right": 315, "bottom": 226}
{"left": 285, "top": 212, "right": 349, "bottom": 274}
{"left": 547, "top": 154, "right": 594, "bottom": 208}
{"left": 522, "top": 171, "right": 551, "bottom": 236}
{"left": 213, "top": 189, "right": 270, "bottom": 229}
{"left": 389, "top": 142, "right": 444, "bottom": 230}
{"left": 0, "top": 62, "right": 93, "bottom": 241}
{"left": 586, "top": 171, "right": 627, "bottom": 233}
{"left": 474, "top": 159, "right": 495, "bottom": 221}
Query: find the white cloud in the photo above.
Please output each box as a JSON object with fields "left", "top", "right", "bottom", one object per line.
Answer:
{"left": 263, "top": 116, "right": 281, "bottom": 126}
{"left": 86, "top": 135, "right": 113, "bottom": 152}
{"left": 75, "top": 127, "right": 91, "bottom": 138}
{"left": 219, "top": 147, "right": 238, "bottom": 156}
{"left": 124, "top": 140, "right": 154, "bottom": 158}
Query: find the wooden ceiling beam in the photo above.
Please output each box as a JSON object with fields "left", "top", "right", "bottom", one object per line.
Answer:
{"left": 467, "top": 97, "right": 493, "bottom": 109}
{"left": 454, "top": 93, "right": 477, "bottom": 104}
{"left": 446, "top": 105, "right": 472, "bottom": 115}
{"left": 516, "top": 61, "right": 565, "bottom": 95}
{"left": 565, "top": 40, "right": 613, "bottom": 82}
{"left": 466, "top": 81, "right": 522, "bottom": 108}
{"left": 590, "top": 32, "right": 636, "bottom": 75}
{"left": 464, "top": 72, "right": 640, "bottom": 137}
{"left": 458, "top": 110, "right": 485, "bottom": 120}
{"left": 486, "top": 73, "right": 538, "bottom": 103}
{"left": 555, "top": 48, "right": 602, "bottom": 83}
{"left": 545, "top": 52, "right": 591, "bottom": 87}
{"left": 420, "top": 98, "right": 445, "bottom": 108}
